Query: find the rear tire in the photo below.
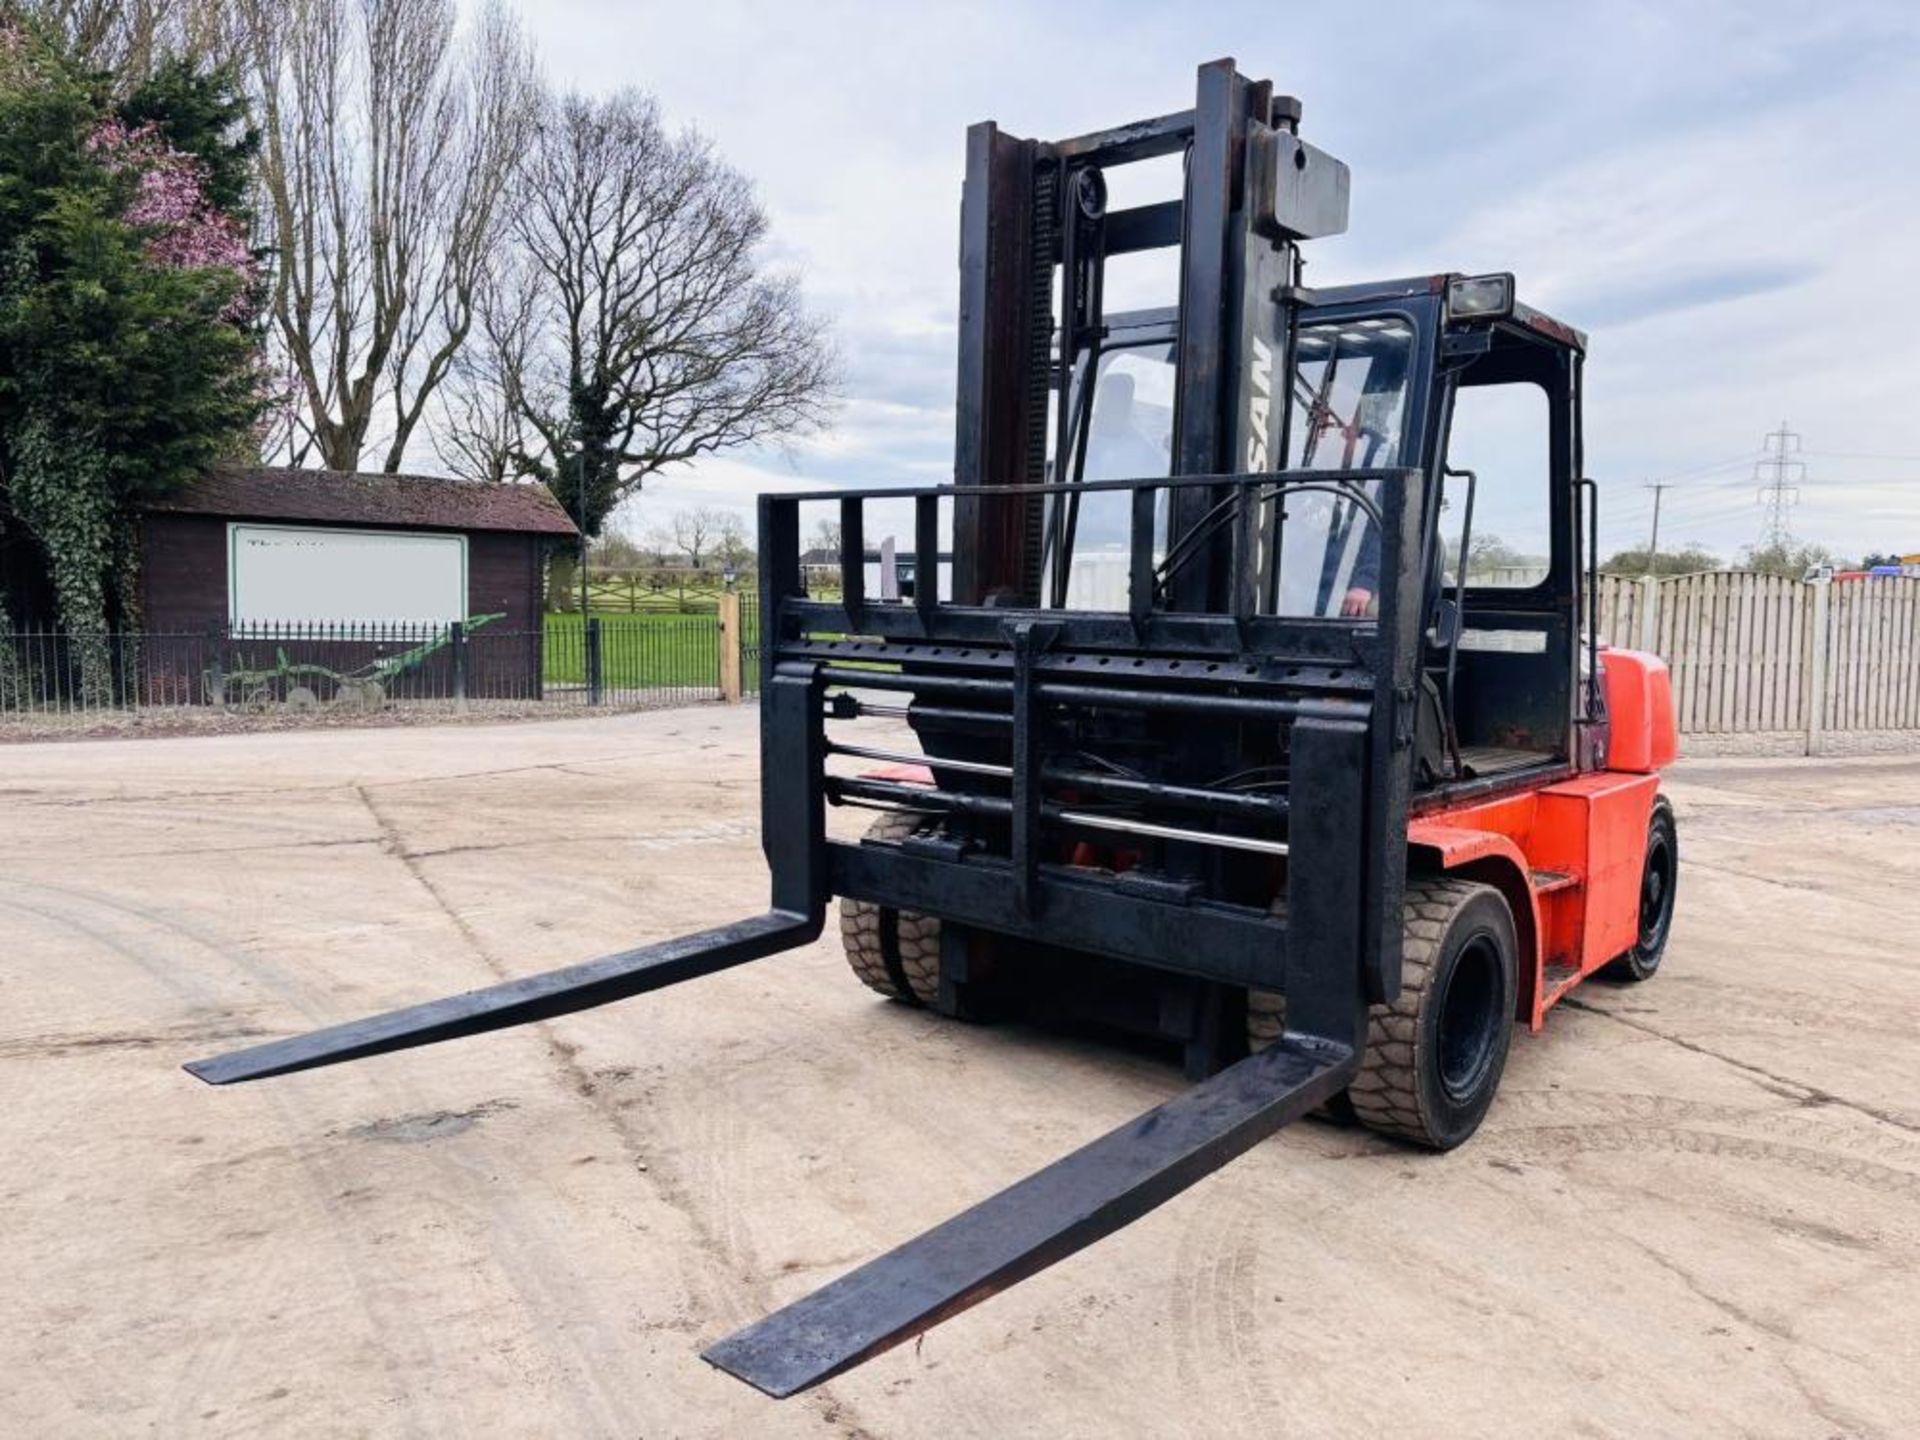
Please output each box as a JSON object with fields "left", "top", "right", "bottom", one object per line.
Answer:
{"left": 1603, "top": 795, "right": 1677, "bottom": 983}
{"left": 839, "top": 813, "right": 943, "bottom": 1006}
{"left": 1346, "top": 878, "right": 1517, "bottom": 1150}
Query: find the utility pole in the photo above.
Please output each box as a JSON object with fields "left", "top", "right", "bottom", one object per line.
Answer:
{"left": 1754, "top": 421, "right": 1805, "bottom": 551}
{"left": 1644, "top": 481, "right": 1670, "bottom": 575}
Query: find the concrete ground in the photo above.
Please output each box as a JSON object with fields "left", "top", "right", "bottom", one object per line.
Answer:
{"left": 0, "top": 709, "right": 1915, "bottom": 1439}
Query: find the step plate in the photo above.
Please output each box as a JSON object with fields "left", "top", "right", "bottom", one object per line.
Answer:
{"left": 703, "top": 1033, "right": 1357, "bottom": 1397}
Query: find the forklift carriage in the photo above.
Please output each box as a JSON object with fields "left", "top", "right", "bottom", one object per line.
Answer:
{"left": 189, "top": 58, "right": 1680, "bottom": 1400}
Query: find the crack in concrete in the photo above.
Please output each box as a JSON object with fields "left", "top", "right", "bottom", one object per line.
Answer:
{"left": 0, "top": 1025, "right": 271, "bottom": 1061}
{"left": 1624, "top": 1235, "right": 1795, "bottom": 1342}
{"left": 1618, "top": 1235, "right": 1881, "bottom": 1432}
{"left": 1561, "top": 997, "right": 1919, "bottom": 1135}
{"left": 400, "top": 831, "right": 645, "bottom": 862}
{"left": 4, "top": 749, "right": 663, "bottom": 812}
{"left": 348, "top": 783, "right": 876, "bottom": 1433}
{"left": 0, "top": 835, "right": 379, "bottom": 865}
{"left": 404, "top": 819, "right": 759, "bottom": 862}
{"left": 351, "top": 786, "right": 520, "bottom": 989}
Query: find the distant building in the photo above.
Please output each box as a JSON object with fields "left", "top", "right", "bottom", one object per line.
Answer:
{"left": 799, "top": 546, "right": 955, "bottom": 601}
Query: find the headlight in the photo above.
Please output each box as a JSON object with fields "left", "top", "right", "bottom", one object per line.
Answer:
{"left": 1446, "top": 273, "right": 1514, "bottom": 322}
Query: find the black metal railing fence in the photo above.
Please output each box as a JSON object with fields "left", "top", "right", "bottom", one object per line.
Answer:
{"left": 740, "top": 591, "right": 762, "bottom": 695}
{"left": 0, "top": 614, "right": 732, "bottom": 717}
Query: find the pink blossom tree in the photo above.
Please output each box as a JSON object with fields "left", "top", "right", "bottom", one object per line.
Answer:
{"left": 86, "top": 118, "right": 258, "bottom": 318}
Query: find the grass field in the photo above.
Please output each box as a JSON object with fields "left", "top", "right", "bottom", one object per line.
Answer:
{"left": 541, "top": 611, "right": 758, "bottom": 692}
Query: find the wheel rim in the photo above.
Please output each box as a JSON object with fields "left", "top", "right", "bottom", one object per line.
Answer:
{"left": 1436, "top": 933, "right": 1504, "bottom": 1103}
{"left": 1638, "top": 828, "right": 1676, "bottom": 952}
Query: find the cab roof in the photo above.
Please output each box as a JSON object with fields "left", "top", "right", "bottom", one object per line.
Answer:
{"left": 1307, "top": 273, "right": 1588, "bottom": 353}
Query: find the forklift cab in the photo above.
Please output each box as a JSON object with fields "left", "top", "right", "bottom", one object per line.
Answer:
{"left": 1054, "top": 274, "right": 1593, "bottom": 795}
{"left": 1428, "top": 286, "right": 1592, "bottom": 787}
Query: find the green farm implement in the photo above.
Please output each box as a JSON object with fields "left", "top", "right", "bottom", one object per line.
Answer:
{"left": 207, "top": 614, "right": 503, "bottom": 710}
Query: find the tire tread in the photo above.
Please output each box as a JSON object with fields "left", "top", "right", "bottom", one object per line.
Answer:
{"left": 1347, "top": 877, "right": 1501, "bottom": 1146}
{"left": 838, "top": 812, "right": 943, "bottom": 1005}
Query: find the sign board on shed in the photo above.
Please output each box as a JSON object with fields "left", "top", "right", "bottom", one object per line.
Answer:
{"left": 228, "top": 523, "right": 467, "bottom": 626}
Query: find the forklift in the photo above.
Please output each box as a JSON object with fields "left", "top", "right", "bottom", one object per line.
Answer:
{"left": 189, "top": 58, "right": 1680, "bottom": 1399}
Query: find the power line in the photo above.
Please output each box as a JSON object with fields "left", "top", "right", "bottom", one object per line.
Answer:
{"left": 1799, "top": 449, "right": 1920, "bottom": 463}
{"left": 1625, "top": 487, "right": 1773, "bottom": 517}
{"left": 1642, "top": 450, "right": 1767, "bottom": 485}
{"left": 1754, "top": 420, "right": 1805, "bottom": 549}
{"left": 1606, "top": 427, "right": 1920, "bottom": 560}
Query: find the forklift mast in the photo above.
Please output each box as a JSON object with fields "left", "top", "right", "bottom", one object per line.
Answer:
{"left": 953, "top": 60, "right": 1350, "bottom": 615}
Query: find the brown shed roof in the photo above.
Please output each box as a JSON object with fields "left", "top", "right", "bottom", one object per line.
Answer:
{"left": 144, "top": 466, "right": 578, "bottom": 537}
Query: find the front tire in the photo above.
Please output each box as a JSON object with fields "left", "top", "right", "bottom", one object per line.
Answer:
{"left": 1346, "top": 877, "right": 1518, "bottom": 1150}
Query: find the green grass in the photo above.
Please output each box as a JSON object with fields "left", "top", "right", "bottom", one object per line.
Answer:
{"left": 542, "top": 611, "right": 759, "bottom": 691}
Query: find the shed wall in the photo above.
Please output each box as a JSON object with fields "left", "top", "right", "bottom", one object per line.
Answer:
{"left": 139, "top": 513, "right": 547, "bottom": 695}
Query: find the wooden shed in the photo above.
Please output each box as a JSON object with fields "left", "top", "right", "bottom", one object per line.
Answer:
{"left": 141, "top": 467, "right": 575, "bottom": 629}
{"left": 137, "top": 466, "right": 576, "bottom": 699}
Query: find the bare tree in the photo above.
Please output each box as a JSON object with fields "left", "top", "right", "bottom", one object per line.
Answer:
{"left": 809, "top": 517, "right": 842, "bottom": 556}
{"left": 485, "top": 88, "right": 835, "bottom": 536}
{"left": 23, "top": 0, "right": 239, "bottom": 80}
{"left": 651, "top": 506, "right": 738, "bottom": 570}
{"left": 588, "top": 531, "right": 648, "bottom": 570}
{"left": 239, "top": 0, "right": 535, "bottom": 473}
{"left": 714, "top": 513, "right": 753, "bottom": 571}
{"left": 435, "top": 253, "right": 538, "bottom": 484}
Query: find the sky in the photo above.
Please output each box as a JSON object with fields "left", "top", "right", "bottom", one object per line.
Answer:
{"left": 509, "top": 0, "right": 1920, "bottom": 564}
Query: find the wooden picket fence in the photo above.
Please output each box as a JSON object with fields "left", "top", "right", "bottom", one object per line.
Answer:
{"left": 1593, "top": 571, "right": 1920, "bottom": 749}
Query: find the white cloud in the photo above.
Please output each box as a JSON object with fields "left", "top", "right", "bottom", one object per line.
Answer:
{"left": 520, "top": 0, "right": 1920, "bottom": 563}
